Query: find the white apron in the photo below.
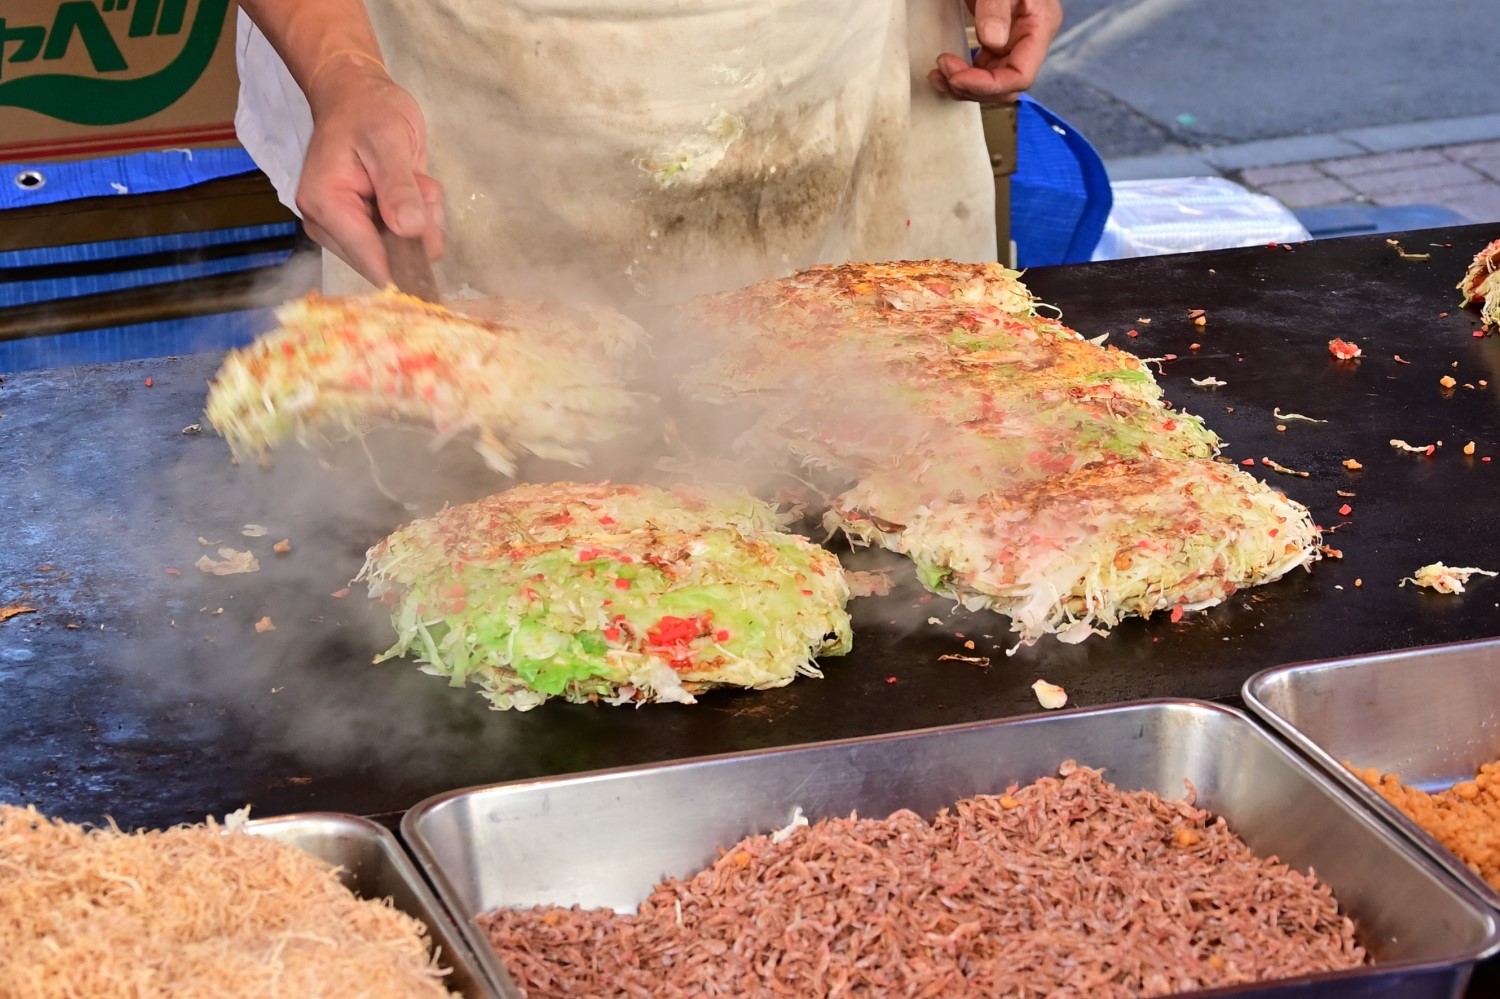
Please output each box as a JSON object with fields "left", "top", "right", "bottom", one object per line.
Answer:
{"left": 236, "top": 0, "right": 996, "bottom": 303}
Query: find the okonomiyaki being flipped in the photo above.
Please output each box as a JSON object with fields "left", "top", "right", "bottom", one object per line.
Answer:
{"left": 358, "top": 482, "right": 852, "bottom": 711}
{"left": 678, "top": 259, "right": 1321, "bottom": 650}
{"left": 204, "top": 289, "right": 643, "bottom": 475}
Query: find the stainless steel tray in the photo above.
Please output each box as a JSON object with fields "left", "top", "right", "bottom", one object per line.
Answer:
{"left": 1245, "top": 638, "right": 1500, "bottom": 912}
{"left": 402, "top": 699, "right": 1500, "bottom": 999}
{"left": 246, "top": 812, "right": 497, "bottom": 998}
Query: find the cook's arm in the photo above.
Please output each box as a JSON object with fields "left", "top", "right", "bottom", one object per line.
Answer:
{"left": 238, "top": 0, "right": 445, "bottom": 285}
{"left": 930, "top": 0, "right": 1063, "bottom": 103}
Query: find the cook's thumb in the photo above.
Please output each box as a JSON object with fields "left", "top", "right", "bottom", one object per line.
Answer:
{"left": 363, "top": 141, "right": 431, "bottom": 239}
{"left": 973, "top": 0, "right": 1014, "bottom": 51}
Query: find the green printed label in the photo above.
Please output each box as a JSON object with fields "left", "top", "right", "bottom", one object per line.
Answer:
{"left": 0, "top": 0, "right": 227, "bottom": 126}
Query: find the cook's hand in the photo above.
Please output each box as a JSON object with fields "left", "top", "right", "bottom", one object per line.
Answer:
{"left": 297, "top": 57, "right": 445, "bottom": 286}
{"left": 929, "top": 0, "right": 1063, "bottom": 104}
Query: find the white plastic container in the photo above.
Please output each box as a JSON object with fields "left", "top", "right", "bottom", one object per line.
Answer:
{"left": 1092, "top": 176, "right": 1311, "bottom": 261}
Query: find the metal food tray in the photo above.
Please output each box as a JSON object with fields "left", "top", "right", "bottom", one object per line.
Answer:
{"left": 401, "top": 699, "right": 1500, "bottom": 999}
{"left": 245, "top": 812, "right": 497, "bottom": 998}
{"left": 1245, "top": 638, "right": 1500, "bottom": 912}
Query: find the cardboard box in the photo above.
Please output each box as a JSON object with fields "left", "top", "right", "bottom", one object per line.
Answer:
{"left": 0, "top": 0, "right": 239, "bottom": 164}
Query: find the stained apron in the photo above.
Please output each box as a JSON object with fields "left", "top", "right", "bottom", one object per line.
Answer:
{"left": 235, "top": 0, "right": 996, "bottom": 302}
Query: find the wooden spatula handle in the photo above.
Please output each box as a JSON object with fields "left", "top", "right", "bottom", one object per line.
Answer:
{"left": 376, "top": 216, "right": 442, "bottom": 303}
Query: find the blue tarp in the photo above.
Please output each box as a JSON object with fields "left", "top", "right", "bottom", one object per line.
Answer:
{"left": 0, "top": 221, "right": 298, "bottom": 371}
{"left": 1, "top": 147, "right": 261, "bottom": 210}
{"left": 2, "top": 244, "right": 295, "bottom": 309}
{"left": 0, "top": 147, "right": 296, "bottom": 373}
{"left": 0, "top": 222, "right": 294, "bottom": 270}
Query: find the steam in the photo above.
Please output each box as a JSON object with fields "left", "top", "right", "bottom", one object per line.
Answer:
{"left": 101, "top": 254, "right": 847, "bottom": 783}
{"left": 7, "top": 246, "right": 961, "bottom": 830}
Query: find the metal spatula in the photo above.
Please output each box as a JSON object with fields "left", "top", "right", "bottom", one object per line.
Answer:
{"left": 376, "top": 214, "right": 442, "bottom": 304}
{"left": 956, "top": 0, "right": 977, "bottom": 65}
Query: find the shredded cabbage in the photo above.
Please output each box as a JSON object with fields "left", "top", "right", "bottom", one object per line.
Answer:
{"left": 865, "top": 457, "right": 1321, "bottom": 650}
{"left": 358, "top": 483, "right": 851, "bottom": 710}
{"left": 204, "top": 290, "right": 642, "bottom": 475}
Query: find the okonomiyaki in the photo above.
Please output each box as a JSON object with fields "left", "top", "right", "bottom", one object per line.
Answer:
{"left": 836, "top": 456, "right": 1320, "bottom": 650}
{"left": 678, "top": 259, "right": 1319, "bottom": 648}
{"left": 358, "top": 482, "right": 852, "bottom": 710}
{"left": 1459, "top": 238, "right": 1500, "bottom": 328}
{"left": 204, "top": 290, "right": 643, "bottom": 475}
{"left": 682, "top": 282, "right": 1220, "bottom": 476}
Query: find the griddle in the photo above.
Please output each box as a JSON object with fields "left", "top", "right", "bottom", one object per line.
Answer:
{"left": 4, "top": 224, "right": 1499, "bottom": 835}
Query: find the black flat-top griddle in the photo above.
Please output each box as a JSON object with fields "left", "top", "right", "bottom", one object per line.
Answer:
{"left": 3, "top": 224, "right": 1500, "bottom": 833}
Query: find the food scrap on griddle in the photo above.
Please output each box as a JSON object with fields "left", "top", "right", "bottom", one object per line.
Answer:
{"left": 1400, "top": 562, "right": 1498, "bottom": 594}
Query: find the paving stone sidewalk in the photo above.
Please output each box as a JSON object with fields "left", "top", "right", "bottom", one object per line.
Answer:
{"left": 1235, "top": 141, "right": 1500, "bottom": 226}
{"left": 1102, "top": 115, "right": 1500, "bottom": 232}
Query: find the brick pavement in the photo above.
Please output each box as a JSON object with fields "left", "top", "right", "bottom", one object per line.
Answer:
{"left": 1237, "top": 141, "right": 1500, "bottom": 225}
{"left": 1102, "top": 115, "right": 1500, "bottom": 233}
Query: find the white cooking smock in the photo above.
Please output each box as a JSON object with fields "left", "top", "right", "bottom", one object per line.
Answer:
{"left": 236, "top": 0, "right": 996, "bottom": 302}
